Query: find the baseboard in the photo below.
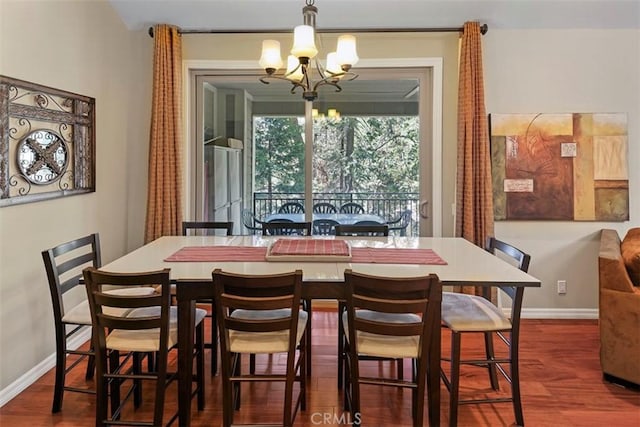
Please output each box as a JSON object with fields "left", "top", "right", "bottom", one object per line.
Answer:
{"left": 517, "top": 308, "right": 598, "bottom": 319}
{"left": 0, "top": 327, "right": 91, "bottom": 408}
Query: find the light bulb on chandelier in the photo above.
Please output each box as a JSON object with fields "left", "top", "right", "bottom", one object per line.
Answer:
{"left": 258, "top": 0, "right": 359, "bottom": 101}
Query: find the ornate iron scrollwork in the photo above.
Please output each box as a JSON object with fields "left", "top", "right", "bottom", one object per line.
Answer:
{"left": 0, "top": 75, "right": 95, "bottom": 207}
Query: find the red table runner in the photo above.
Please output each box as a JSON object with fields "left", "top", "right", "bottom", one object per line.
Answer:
{"left": 164, "top": 243, "right": 446, "bottom": 265}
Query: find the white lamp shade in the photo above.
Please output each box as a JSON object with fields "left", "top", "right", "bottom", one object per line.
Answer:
{"left": 325, "top": 52, "right": 343, "bottom": 76}
{"left": 259, "top": 40, "right": 283, "bottom": 70}
{"left": 285, "top": 55, "right": 304, "bottom": 82}
{"left": 336, "top": 35, "right": 358, "bottom": 67}
{"left": 291, "top": 25, "right": 318, "bottom": 59}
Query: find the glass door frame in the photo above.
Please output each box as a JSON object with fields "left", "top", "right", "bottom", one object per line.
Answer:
{"left": 185, "top": 58, "right": 443, "bottom": 236}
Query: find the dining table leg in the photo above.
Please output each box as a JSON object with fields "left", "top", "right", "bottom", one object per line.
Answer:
{"left": 178, "top": 296, "right": 196, "bottom": 427}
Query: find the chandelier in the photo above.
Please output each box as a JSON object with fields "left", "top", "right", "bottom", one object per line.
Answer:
{"left": 258, "top": 0, "right": 359, "bottom": 101}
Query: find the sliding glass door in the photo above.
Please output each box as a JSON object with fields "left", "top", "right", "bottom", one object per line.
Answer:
{"left": 190, "top": 66, "right": 435, "bottom": 236}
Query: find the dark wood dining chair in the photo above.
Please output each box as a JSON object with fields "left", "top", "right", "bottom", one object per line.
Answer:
{"left": 334, "top": 223, "right": 390, "bottom": 387}
{"left": 342, "top": 269, "right": 442, "bottom": 427}
{"left": 278, "top": 201, "right": 305, "bottom": 214}
{"left": 262, "top": 220, "right": 312, "bottom": 236}
{"left": 313, "top": 202, "right": 337, "bottom": 214}
{"left": 41, "top": 233, "right": 156, "bottom": 413}
{"left": 440, "top": 237, "right": 531, "bottom": 427}
{"left": 182, "top": 220, "right": 234, "bottom": 236}
{"left": 339, "top": 202, "right": 365, "bottom": 214}
{"left": 182, "top": 221, "right": 233, "bottom": 375}
{"left": 83, "top": 267, "right": 206, "bottom": 427}
{"left": 212, "top": 269, "right": 307, "bottom": 427}
{"left": 335, "top": 223, "right": 389, "bottom": 237}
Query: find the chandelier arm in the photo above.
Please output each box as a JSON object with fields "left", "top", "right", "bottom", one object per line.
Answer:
{"left": 312, "top": 78, "right": 343, "bottom": 94}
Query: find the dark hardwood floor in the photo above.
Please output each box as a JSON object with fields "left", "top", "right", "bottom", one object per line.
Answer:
{"left": 1, "top": 311, "right": 638, "bottom": 426}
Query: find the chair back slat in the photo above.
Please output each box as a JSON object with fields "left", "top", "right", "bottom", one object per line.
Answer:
{"left": 344, "top": 269, "right": 441, "bottom": 348}
{"left": 182, "top": 221, "right": 233, "bottom": 236}
{"left": 335, "top": 224, "right": 388, "bottom": 236}
{"left": 83, "top": 268, "right": 171, "bottom": 334}
{"left": 42, "top": 233, "right": 102, "bottom": 319}
{"left": 213, "top": 268, "right": 303, "bottom": 344}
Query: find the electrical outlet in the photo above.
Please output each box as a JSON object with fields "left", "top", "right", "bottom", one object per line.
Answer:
{"left": 557, "top": 280, "right": 567, "bottom": 294}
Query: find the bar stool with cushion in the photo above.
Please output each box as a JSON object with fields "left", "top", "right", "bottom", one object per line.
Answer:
{"left": 212, "top": 269, "right": 307, "bottom": 427}
{"left": 342, "top": 269, "right": 442, "bottom": 427}
{"left": 83, "top": 267, "right": 206, "bottom": 427}
{"left": 260, "top": 221, "right": 313, "bottom": 376}
{"left": 440, "top": 237, "right": 531, "bottom": 427}
{"left": 41, "top": 233, "right": 156, "bottom": 413}
{"left": 334, "top": 223, "right": 390, "bottom": 388}
{"left": 182, "top": 220, "right": 234, "bottom": 376}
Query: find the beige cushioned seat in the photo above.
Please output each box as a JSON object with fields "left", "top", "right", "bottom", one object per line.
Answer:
{"left": 61, "top": 286, "right": 157, "bottom": 324}
{"left": 342, "top": 309, "right": 422, "bottom": 358}
{"left": 441, "top": 291, "right": 512, "bottom": 332}
{"left": 228, "top": 308, "right": 308, "bottom": 354}
{"left": 106, "top": 306, "right": 207, "bottom": 352}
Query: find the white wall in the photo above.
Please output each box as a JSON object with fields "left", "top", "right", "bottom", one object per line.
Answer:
{"left": 0, "top": 0, "right": 151, "bottom": 391}
{"left": 484, "top": 29, "right": 640, "bottom": 315}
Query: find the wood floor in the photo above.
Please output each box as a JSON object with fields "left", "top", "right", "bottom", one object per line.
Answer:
{"left": 1, "top": 312, "right": 638, "bottom": 426}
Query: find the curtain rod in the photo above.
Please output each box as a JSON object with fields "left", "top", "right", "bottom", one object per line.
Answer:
{"left": 147, "top": 24, "right": 488, "bottom": 38}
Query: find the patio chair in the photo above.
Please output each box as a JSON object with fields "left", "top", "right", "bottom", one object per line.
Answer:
{"left": 339, "top": 202, "right": 365, "bottom": 214}
{"left": 313, "top": 202, "right": 337, "bottom": 214}
{"left": 313, "top": 218, "right": 339, "bottom": 235}
{"left": 278, "top": 202, "right": 305, "bottom": 214}
{"left": 242, "top": 209, "right": 265, "bottom": 235}
{"left": 386, "top": 209, "right": 412, "bottom": 236}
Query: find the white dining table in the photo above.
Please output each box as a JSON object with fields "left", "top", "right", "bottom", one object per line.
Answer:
{"left": 101, "top": 235, "right": 541, "bottom": 426}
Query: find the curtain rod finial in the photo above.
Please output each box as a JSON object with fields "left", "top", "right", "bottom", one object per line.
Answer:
{"left": 148, "top": 26, "right": 154, "bottom": 38}
{"left": 480, "top": 24, "right": 488, "bottom": 35}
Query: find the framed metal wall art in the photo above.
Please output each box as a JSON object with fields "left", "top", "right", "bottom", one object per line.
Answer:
{"left": 0, "top": 75, "right": 95, "bottom": 207}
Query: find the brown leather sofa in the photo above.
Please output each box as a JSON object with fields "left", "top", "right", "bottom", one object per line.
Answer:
{"left": 598, "top": 228, "right": 640, "bottom": 388}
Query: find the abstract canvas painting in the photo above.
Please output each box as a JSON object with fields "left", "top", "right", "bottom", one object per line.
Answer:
{"left": 490, "top": 113, "right": 629, "bottom": 221}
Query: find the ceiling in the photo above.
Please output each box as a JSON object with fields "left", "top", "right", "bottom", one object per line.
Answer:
{"left": 110, "top": 0, "right": 639, "bottom": 32}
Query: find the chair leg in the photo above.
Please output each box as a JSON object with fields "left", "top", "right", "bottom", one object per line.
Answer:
{"left": 210, "top": 305, "right": 218, "bottom": 376}
{"left": 133, "top": 353, "right": 143, "bottom": 408}
{"left": 52, "top": 332, "right": 66, "bottom": 413}
{"left": 397, "top": 358, "right": 404, "bottom": 380}
{"left": 337, "top": 301, "right": 345, "bottom": 389}
{"left": 108, "top": 350, "right": 121, "bottom": 420}
{"left": 249, "top": 353, "right": 256, "bottom": 374}
{"left": 449, "top": 332, "right": 462, "bottom": 427}
{"left": 483, "top": 331, "right": 499, "bottom": 390}
{"left": 153, "top": 351, "right": 168, "bottom": 427}
{"left": 95, "top": 348, "right": 109, "bottom": 427}
{"left": 413, "top": 357, "right": 426, "bottom": 427}
{"left": 511, "top": 331, "right": 524, "bottom": 426}
{"left": 85, "top": 331, "right": 96, "bottom": 380}
{"left": 196, "top": 322, "right": 206, "bottom": 410}
{"left": 305, "top": 299, "right": 312, "bottom": 377}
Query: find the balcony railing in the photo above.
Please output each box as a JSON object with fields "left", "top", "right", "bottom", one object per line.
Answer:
{"left": 252, "top": 192, "right": 419, "bottom": 236}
